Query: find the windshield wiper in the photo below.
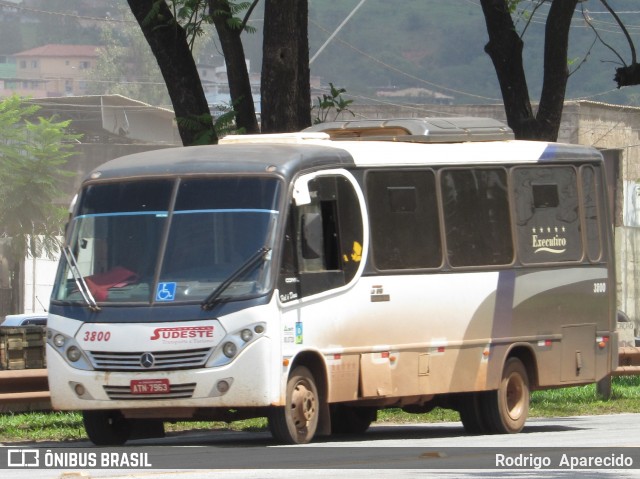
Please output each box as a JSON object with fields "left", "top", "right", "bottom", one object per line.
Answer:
{"left": 61, "top": 245, "right": 100, "bottom": 311}
{"left": 201, "top": 246, "right": 271, "bottom": 311}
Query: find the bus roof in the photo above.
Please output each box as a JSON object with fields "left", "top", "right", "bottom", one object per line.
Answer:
{"left": 86, "top": 120, "right": 602, "bottom": 183}
{"left": 220, "top": 133, "right": 602, "bottom": 167}
{"left": 308, "top": 138, "right": 603, "bottom": 167}
{"left": 303, "top": 116, "right": 515, "bottom": 142}
{"left": 85, "top": 142, "right": 355, "bottom": 182}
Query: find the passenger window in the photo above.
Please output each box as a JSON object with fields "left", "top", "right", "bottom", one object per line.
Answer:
{"left": 441, "top": 168, "right": 512, "bottom": 267}
{"left": 513, "top": 166, "right": 582, "bottom": 264}
{"left": 366, "top": 170, "right": 442, "bottom": 270}
{"left": 581, "top": 166, "right": 603, "bottom": 262}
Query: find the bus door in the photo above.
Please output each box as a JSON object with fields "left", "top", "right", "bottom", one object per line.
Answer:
{"left": 277, "top": 170, "right": 366, "bottom": 402}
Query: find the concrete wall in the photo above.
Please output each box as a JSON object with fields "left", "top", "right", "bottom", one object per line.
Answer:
{"left": 569, "top": 102, "right": 640, "bottom": 333}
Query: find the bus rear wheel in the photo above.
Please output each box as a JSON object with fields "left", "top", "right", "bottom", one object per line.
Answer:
{"left": 458, "top": 392, "right": 489, "bottom": 434}
{"left": 268, "top": 366, "right": 320, "bottom": 444}
{"left": 82, "top": 410, "right": 131, "bottom": 446}
{"left": 482, "top": 357, "right": 530, "bottom": 434}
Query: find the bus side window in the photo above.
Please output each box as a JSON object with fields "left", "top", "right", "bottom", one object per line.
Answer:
{"left": 366, "top": 169, "right": 442, "bottom": 270}
{"left": 581, "top": 166, "right": 603, "bottom": 262}
{"left": 441, "top": 168, "right": 512, "bottom": 267}
{"left": 513, "top": 166, "right": 583, "bottom": 264}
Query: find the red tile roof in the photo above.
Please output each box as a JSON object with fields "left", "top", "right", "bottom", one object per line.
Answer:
{"left": 14, "top": 44, "right": 101, "bottom": 58}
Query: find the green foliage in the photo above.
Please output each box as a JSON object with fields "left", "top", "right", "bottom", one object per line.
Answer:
{"left": 176, "top": 112, "right": 218, "bottom": 145}
{"left": 161, "top": 0, "right": 257, "bottom": 50}
{"left": 0, "top": 412, "right": 85, "bottom": 442}
{"left": 306, "top": 0, "right": 640, "bottom": 106}
{"left": 313, "top": 83, "right": 355, "bottom": 124}
{"left": 0, "top": 95, "right": 78, "bottom": 286}
{"left": 211, "top": 1, "right": 257, "bottom": 33}
{"left": 1, "top": 377, "right": 640, "bottom": 442}
{"left": 507, "top": 0, "right": 521, "bottom": 15}
{"left": 530, "top": 375, "right": 640, "bottom": 416}
{"left": 163, "top": 0, "right": 211, "bottom": 50}
{"left": 212, "top": 101, "right": 247, "bottom": 139}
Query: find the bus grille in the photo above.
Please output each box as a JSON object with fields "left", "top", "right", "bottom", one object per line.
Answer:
{"left": 87, "top": 348, "right": 212, "bottom": 371}
{"left": 103, "top": 383, "right": 197, "bottom": 400}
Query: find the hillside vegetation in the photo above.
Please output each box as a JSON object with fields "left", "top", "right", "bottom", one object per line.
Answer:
{"left": 3, "top": 1, "right": 640, "bottom": 107}
{"left": 308, "top": 0, "right": 640, "bottom": 106}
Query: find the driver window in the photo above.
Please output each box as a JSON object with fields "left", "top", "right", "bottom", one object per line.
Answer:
{"left": 278, "top": 174, "right": 363, "bottom": 301}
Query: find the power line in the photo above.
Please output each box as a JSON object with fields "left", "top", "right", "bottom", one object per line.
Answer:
{"left": 3, "top": 0, "right": 637, "bottom": 107}
{"left": 310, "top": 0, "right": 368, "bottom": 65}
{"left": 309, "top": 18, "right": 502, "bottom": 102}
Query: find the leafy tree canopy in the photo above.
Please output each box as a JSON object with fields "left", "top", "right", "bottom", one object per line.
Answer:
{"left": 0, "top": 95, "right": 79, "bottom": 310}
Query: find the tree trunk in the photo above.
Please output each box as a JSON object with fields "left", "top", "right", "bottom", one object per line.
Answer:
{"left": 480, "top": 0, "right": 578, "bottom": 142}
{"left": 261, "top": 0, "right": 311, "bottom": 133}
{"left": 10, "top": 257, "right": 23, "bottom": 314}
{"left": 536, "top": 0, "right": 579, "bottom": 141}
{"left": 127, "top": 0, "right": 216, "bottom": 146}
{"left": 480, "top": 0, "right": 537, "bottom": 140}
{"left": 209, "top": 0, "right": 259, "bottom": 134}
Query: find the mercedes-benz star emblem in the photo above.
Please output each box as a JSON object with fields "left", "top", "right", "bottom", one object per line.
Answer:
{"left": 140, "top": 352, "right": 155, "bottom": 368}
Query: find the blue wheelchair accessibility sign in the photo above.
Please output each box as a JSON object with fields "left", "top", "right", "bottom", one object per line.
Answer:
{"left": 156, "top": 282, "right": 177, "bottom": 302}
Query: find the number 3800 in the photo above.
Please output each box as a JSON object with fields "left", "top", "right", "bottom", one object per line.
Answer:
{"left": 83, "top": 331, "right": 111, "bottom": 342}
{"left": 593, "top": 282, "right": 607, "bottom": 294}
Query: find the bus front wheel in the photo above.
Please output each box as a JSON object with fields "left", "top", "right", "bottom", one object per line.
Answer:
{"left": 482, "top": 357, "right": 530, "bottom": 434}
{"left": 268, "top": 366, "right": 319, "bottom": 444}
{"left": 82, "top": 410, "right": 132, "bottom": 446}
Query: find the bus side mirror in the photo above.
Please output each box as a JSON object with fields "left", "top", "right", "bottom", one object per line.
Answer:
{"left": 301, "top": 213, "right": 323, "bottom": 259}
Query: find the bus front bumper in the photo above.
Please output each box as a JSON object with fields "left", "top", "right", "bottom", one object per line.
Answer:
{"left": 46, "top": 337, "right": 274, "bottom": 411}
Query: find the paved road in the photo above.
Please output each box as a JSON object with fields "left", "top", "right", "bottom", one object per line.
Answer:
{"left": 2, "top": 414, "right": 640, "bottom": 478}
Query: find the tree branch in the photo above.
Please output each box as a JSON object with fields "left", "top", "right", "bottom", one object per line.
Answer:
{"left": 583, "top": 3, "right": 626, "bottom": 67}
{"left": 600, "top": 0, "right": 636, "bottom": 64}
{"left": 519, "top": 0, "right": 547, "bottom": 39}
{"left": 241, "top": 0, "right": 261, "bottom": 32}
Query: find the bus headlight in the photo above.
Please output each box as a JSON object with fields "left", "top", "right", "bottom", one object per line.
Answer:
{"left": 66, "top": 346, "right": 82, "bottom": 362}
{"left": 207, "top": 322, "right": 266, "bottom": 367}
{"left": 240, "top": 329, "right": 253, "bottom": 342}
{"left": 222, "top": 342, "right": 238, "bottom": 358}
{"left": 46, "top": 328, "right": 93, "bottom": 371}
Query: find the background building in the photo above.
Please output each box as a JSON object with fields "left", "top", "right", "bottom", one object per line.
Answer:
{"left": 11, "top": 44, "right": 100, "bottom": 97}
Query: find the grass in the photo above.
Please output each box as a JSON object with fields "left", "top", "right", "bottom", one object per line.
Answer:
{"left": 1, "top": 376, "right": 639, "bottom": 443}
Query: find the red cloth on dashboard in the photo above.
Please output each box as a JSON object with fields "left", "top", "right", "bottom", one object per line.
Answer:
{"left": 84, "top": 266, "right": 138, "bottom": 301}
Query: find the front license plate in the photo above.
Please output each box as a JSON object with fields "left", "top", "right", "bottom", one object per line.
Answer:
{"left": 130, "top": 379, "right": 170, "bottom": 395}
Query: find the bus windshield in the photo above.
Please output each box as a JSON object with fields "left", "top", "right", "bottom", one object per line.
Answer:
{"left": 53, "top": 176, "right": 281, "bottom": 305}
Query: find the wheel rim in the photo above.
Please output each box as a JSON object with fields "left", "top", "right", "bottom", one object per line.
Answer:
{"left": 505, "top": 371, "right": 525, "bottom": 420}
{"left": 290, "top": 379, "right": 317, "bottom": 430}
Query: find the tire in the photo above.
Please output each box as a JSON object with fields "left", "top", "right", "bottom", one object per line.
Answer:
{"left": 330, "top": 405, "right": 376, "bottom": 435}
{"left": 457, "top": 392, "right": 488, "bottom": 434}
{"left": 82, "top": 410, "right": 132, "bottom": 446}
{"left": 481, "top": 357, "right": 530, "bottom": 434}
{"left": 268, "top": 366, "right": 320, "bottom": 444}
